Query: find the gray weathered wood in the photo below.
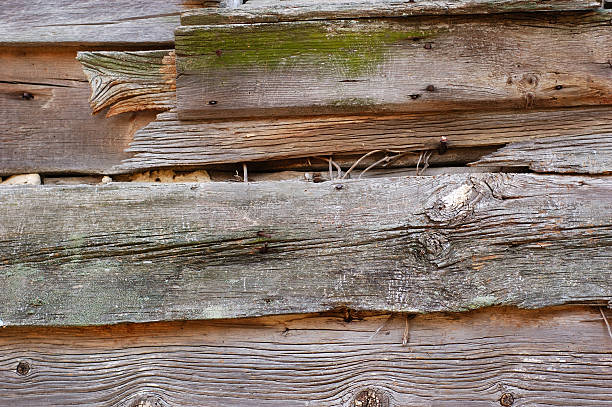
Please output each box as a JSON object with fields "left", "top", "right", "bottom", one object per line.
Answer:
{"left": 470, "top": 133, "right": 612, "bottom": 174}
{"left": 77, "top": 50, "right": 176, "bottom": 117}
{"left": 0, "top": 0, "right": 217, "bottom": 46}
{"left": 176, "top": 12, "right": 612, "bottom": 120}
{"left": 0, "top": 47, "right": 156, "bottom": 176}
{"left": 182, "top": 0, "right": 601, "bottom": 25}
{"left": 0, "top": 306, "right": 611, "bottom": 405}
{"left": 118, "top": 107, "right": 612, "bottom": 171}
{"left": 0, "top": 174, "right": 610, "bottom": 326}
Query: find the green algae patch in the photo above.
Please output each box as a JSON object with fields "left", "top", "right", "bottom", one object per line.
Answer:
{"left": 177, "top": 21, "right": 439, "bottom": 77}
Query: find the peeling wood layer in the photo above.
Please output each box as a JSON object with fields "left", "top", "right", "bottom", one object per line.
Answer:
{"left": 471, "top": 133, "right": 612, "bottom": 174}
{"left": 1, "top": 307, "right": 611, "bottom": 405}
{"left": 77, "top": 50, "right": 176, "bottom": 117}
{"left": 0, "top": 47, "right": 155, "bottom": 176}
{"left": 176, "top": 12, "right": 612, "bottom": 120}
{"left": 0, "top": 174, "right": 610, "bottom": 326}
{"left": 182, "top": 0, "right": 601, "bottom": 25}
{"left": 0, "top": 0, "right": 218, "bottom": 46}
{"left": 118, "top": 107, "right": 612, "bottom": 172}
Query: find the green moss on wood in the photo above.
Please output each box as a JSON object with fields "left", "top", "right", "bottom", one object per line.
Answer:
{"left": 177, "top": 21, "right": 439, "bottom": 77}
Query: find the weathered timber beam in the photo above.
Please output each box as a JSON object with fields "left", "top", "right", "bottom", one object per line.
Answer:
{"left": 182, "top": 0, "right": 601, "bottom": 25}
{"left": 118, "top": 107, "right": 612, "bottom": 172}
{"left": 176, "top": 12, "right": 612, "bottom": 120}
{"left": 77, "top": 50, "right": 176, "bottom": 117}
{"left": 0, "top": 174, "right": 610, "bottom": 326}
{"left": 470, "top": 133, "right": 612, "bottom": 174}
{"left": 0, "top": 47, "right": 155, "bottom": 176}
{"left": 0, "top": 0, "right": 217, "bottom": 46}
{"left": 1, "top": 306, "right": 611, "bottom": 406}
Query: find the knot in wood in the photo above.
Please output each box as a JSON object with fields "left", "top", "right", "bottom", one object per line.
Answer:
{"left": 417, "top": 232, "right": 450, "bottom": 263}
{"left": 353, "top": 388, "right": 389, "bottom": 407}
{"left": 128, "top": 394, "right": 167, "bottom": 407}
{"left": 500, "top": 393, "right": 515, "bottom": 406}
{"left": 16, "top": 360, "right": 30, "bottom": 376}
{"left": 424, "top": 180, "right": 484, "bottom": 224}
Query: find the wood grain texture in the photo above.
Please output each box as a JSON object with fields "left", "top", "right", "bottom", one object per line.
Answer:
{"left": 0, "top": 306, "right": 611, "bottom": 406}
{"left": 0, "top": 174, "right": 610, "bottom": 326}
{"left": 0, "top": 47, "right": 156, "bottom": 176}
{"left": 77, "top": 50, "right": 177, "bottom": 117}
{"left": 0, "top": 0, "right": 216, "bottom": 46}
{"left": 176, "top": 12, "right": 612, "bottom": 120}
{"left": 118, "top": 107, "right": 612, "bottom": 171}
{"left": 183, "top": 0, "right": 601, "bottom": 25}
{"left": 470, "top": 133, "right": 612, "bottom": 174}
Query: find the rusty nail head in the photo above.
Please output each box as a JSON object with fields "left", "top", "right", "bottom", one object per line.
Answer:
{"left": 425, "top": 85, "right": 435, "bottom": 92}
{"left": 500, "top": 393, "right": 514, "bottom": 406}
{"left": 215, "top": 49, "right": 222, "bottom": 56}
{"left": 16, "top": 361, "right": 30, "bottom": 376}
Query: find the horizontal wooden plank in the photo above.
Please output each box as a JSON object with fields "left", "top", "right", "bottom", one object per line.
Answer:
{"left": 471, "top": 133, "right": 612, "bottom": 174}
{"left": 182, "top": 0, "right": 601, "bottom": 25}
{"left": 1, "top": 306, "right": 611, "bottom": 405}
{"left": 0, "top": 174, "right": 610, "bottom": 326}
{"left": 118, "top": 107, "right": 612, "bottom": 172}
{"left": 77, "top": 50, "right": 176, "bottom": 117}
{"left": 0, "top": 47, "right": 156, "bottom": 176}
{"left": 0, "top": 0, "right": 216, "bottom": 46}
{"left": 176, "top": 12, "right": 612, "bottom": 120}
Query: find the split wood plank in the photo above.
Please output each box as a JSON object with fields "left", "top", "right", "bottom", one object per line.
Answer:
{"left": 0, "top": 174, "right": 610, "bottom": 327}
{"left": 182, "top": 0, "right": 601, "bottom": 25}
{"left": 1, "top": 306, "right": 611, "bottom": 405}
{"left": 470, "top": 133, "right": 612, "bottom": 174}
{"left": 77, "top": 50, "right": 177, "bottom": 117}
{"left": 0, "top": 0, "right": 217, "bottom": 46}
{"left": 176, "top": 12, "right": 612, "bottom": 120}
{"left": 118, "top": 107, "right": 612, "bottom": 172}
{"left": 0, "top": 47, "right": 155, "bottom": 176}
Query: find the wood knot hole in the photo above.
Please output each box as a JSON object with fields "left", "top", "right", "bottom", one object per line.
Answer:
{"left": 354, "top": 388, "right": 390, "bottom": 407}
{"left": 16, "top": 360, "right": 30, "bottom": 376}
{"left": 500, "top": 393, "right": 515, "bottom": 406}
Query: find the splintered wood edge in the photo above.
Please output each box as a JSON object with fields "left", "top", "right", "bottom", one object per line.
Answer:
{"left": 76, "top": 50, "right": 177, "bottom": 117}
{"left": 0, "top": 174, "right": 610, "bottom": 327}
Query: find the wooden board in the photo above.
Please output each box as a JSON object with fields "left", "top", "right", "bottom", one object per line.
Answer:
{"left": 1, "top": 306, "right": 611, "bottom": 405}
{"left": 176, "top": 12, "right": 612, "bottom": 120}
{"left": 0, "top": 0, "right": 217, "bottom": 46}
{"left": 118, "top": 107, "right": 612, "bottom": 172}
{"left": 1, "top": 174, "right": 610, "bottom": 326}
{"left": 182, "top": 0, "right": 601, "bottom": 25}
{"left": 0, "top": 47, "right": 155, "bottom": 176}
{"left": 471, "top": 133, "right": 612, "bottom": 174}
{"left": 77, "top": 50, "right": 176, "bottom": 117}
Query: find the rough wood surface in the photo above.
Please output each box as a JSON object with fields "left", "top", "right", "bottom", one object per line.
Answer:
{"left": 0, "top": 47, "right": 155, "bottom": 176}
{"left": 1, "top": 306, "right": 611, "bottom": 406}
{"left": 471, "top": 133, "right": 612, "bottom": 174}
{"left": 77, "top": 50, "right": 176, "bottom": 117}
{"left": 118, "top": 107, "right": 612, "bottom": 171}
{"left": 183, "top": 0, "right": 601, "bottom": 25}
{"left": 1, "top": 174, "right": 610, "bottom": 326}
{"left": 176, "top": 12, "right": 612, "bottom": 120}
{"left": 0, "top": 0, "right": 216, "bottom": 46}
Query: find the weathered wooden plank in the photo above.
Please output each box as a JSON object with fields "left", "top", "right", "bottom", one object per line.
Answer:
{"left": 118, "top": 107, "right": 612, "bottom": 171}
{"left": 1, "top": 306, "right": 611, "bottom": 405}
{"left": 0, "top": 47, "right": 155, "bottom": 176}
{"left": 182, "top": 0, "right": 601, "bottom": 25}
{"left": 176, "top": 12, "right": 612, "bottom": 120}
{"left": 471, "top": 133, "right": 612, "bottom": 174}
{"left": 77, "top": 50, "right": 176, "bottom": 117}
{"left": 0, "top": 0, "right": 216, "bottom": 46}
{"left": 1, "top": 174, "right": 610, "bottom": 326}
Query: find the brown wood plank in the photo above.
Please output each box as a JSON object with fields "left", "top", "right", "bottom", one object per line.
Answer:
{"left": 176, "top": 12, "right": 612, "bottom": 120}
{"left": 77, "top": 50, "right": 176, "bottom": 117}
{"left": 118, "top": 107, "right": 612, "bottom": 172}
{"left": 182, "top": 0, "right": 601, "bottom": 25}
{"left": 470, "top": 133, "right": 612, "bottom": 174}
{"left": 0, "top": 174, "right": 610, "bottom": 326}
{"left": 0, "top": 47, "right": 156, "bottom": 176}
{"left": 0, "top": 0, "right": 216, "bottom": 46}
{"left": 1, "top": 306, "right": 611, "bottom": 405}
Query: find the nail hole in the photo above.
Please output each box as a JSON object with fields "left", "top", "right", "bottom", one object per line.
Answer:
{"left": 215, "top": 49, "right": 222, "bottom": 57}
{"left": 425, "top": 85, "right": 435, "bottom": 92}
{"left": 555, "top": 85, "right": 563, "bottom": 90}
{"left": 335, "top": 184, "right": 344, "bottom": 190}
{"left": 16, "top": 361, "right": 30, "bottom": 376}
{"left": 409, "top": 94, "right": 421, "bottom": 100}
{"left": 208, "top": 100, "right": 218, "bottom": 105}
{"left": 423, "top": 42, "right": 433, "bottom": 50}
{"left": 21, "top": 92, "right": 34, "bottom": 100}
